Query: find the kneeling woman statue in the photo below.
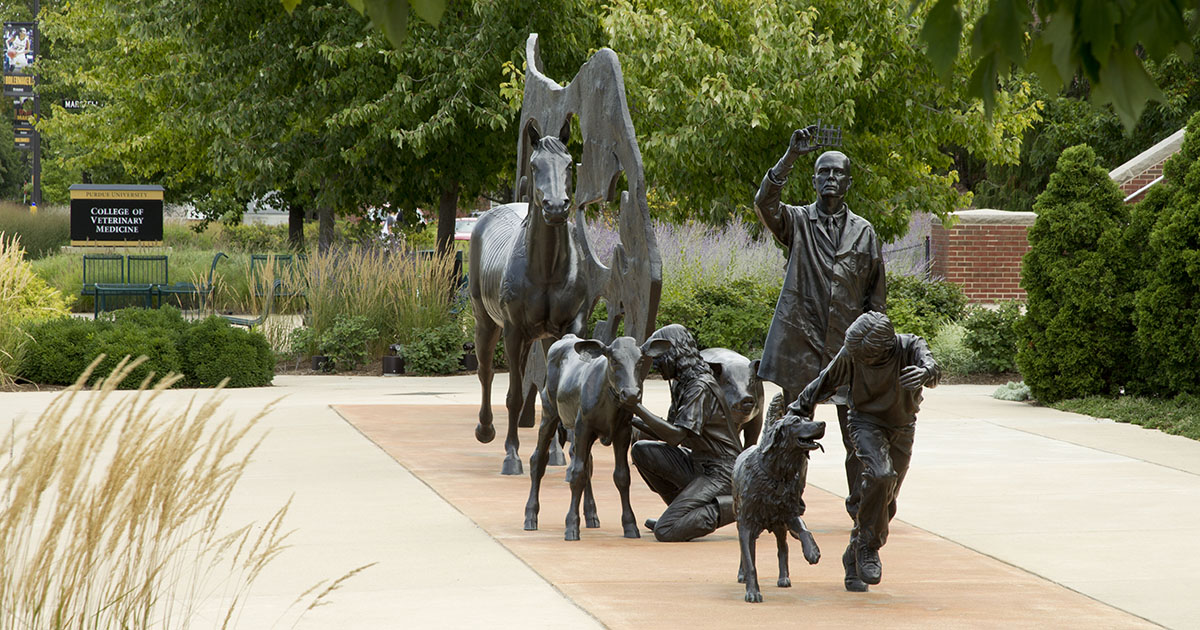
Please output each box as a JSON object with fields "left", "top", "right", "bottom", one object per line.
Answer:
{"left": 631, "top": 324, "right": 741, "bottom": 542}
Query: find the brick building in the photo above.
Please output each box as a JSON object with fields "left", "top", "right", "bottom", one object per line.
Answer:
{"left": 929, "top": 128, "right": 1184, "bottom": 304}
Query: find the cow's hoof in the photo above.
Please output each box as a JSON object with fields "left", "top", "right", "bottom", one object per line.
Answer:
{"left": 585, "top": 515, "right": 600, "bottom": 529}
{"left": 778, "top": 577, "right": 791, "bottom": 588}
{"left": 547, "top": 448, "right": 566, "bottom": 467}
{"left": 744, "top": 589, "right": 763, "bottom": 603}
{"left": 623, "top": 524, "right": 641, "bottom": 539}
{"left": 565, "top": 528, "right": 580, "bottom": 541}
{"left": 523, "top": 514, "right": 537, "bottom": 531}
{"left": 475, "top": 423, "right": 495, "bottom": 444}
{"left": 501, "top": 456, "right": 523, "bottom": 476}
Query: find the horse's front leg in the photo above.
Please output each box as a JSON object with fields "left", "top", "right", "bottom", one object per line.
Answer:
{"left": 612, "top": 420, "right": 640, "bottom": 538}
{"left": 501, "top": 331, "right": 528, "bottom": 475}
{"left": 474, "top": 315, "right": 500, "bottom": 444}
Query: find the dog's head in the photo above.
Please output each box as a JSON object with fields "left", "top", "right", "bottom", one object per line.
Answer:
{"left": 761, "top": 413, "right": 825, "bottom": 460}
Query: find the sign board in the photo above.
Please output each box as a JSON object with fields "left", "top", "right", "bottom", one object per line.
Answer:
{"left": 69, "top": 184, "right": 165, "bottom": 246}
{"left": 14, "top": 133, "right": 30, "bottom": 150}
{"left": 3, "top": 22, "right": 36, "bottom": 97}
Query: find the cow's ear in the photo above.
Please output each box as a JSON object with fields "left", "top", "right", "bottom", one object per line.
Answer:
{"left": 750, "top": 359, "right": 761, "bottom": 375}
{"left": 707, "top": 361, "right": 723, "bottom": 379}
{"left": 640, "top": 338, "right": 671, "bottom": 359}
{"left": 574, "top": 339, "right": 607, "bottom": 362}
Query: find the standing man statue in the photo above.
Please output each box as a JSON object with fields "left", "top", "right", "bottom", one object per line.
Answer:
{"left": 754, "top": 125, "right": 887, "bottom": 590}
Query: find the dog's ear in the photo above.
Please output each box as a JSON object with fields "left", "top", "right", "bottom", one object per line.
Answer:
{"left": 759, "top": 414, "right": 780, "bottom": 457}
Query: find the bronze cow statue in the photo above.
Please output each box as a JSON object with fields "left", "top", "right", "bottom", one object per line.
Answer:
{"left": 524, "top": 334, "right": 670, "bottom": 540}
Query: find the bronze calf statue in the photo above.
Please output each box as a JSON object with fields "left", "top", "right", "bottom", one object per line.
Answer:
{"left": 732, "top": 413, "right": 825, "bottom": 603}
{"left": 525, "top": 334, "right": 670, "bottom": 540}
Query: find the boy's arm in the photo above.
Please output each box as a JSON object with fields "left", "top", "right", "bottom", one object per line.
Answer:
{"left": 899, "top": 336, "right": 941, "bottom": 391}
{"left": 787, "top": 348, "right": 851, "bottom": 417}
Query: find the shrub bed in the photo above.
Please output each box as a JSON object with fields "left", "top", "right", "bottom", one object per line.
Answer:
{"left": 19, "top": 307, "right": 274, "bottom": 388}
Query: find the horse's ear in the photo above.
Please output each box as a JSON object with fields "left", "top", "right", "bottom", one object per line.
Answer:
{"left": 518, "top": 175, "right": 530, "bottom": 202}
{"left": 524, "top": 121, "right": 542, "bottom": 149}
{"left": 574, "top": 339, "right": 607, "bottom": 362}
{"left": 558, "top": 118, "right": 571, "bottom": 146}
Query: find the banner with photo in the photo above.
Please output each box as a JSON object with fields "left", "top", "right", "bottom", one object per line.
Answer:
{"left": 4, "top": 22, "right": 37, "bottom": 97}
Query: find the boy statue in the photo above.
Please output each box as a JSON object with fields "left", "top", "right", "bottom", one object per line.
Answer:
{"left": 787, "top": 311, "right": 939, "bottom": 592}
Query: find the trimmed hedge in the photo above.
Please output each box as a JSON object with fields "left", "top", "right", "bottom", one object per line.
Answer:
{"left": 20, "top": 307, "right": 274, "bottom": 388}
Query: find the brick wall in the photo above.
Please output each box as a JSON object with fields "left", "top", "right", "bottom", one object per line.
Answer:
{"left": 1118, "top": 161, "right": 1166, "bottom": 204}
{"left": 929, "top": 210, "right": 1035, "bottom": 304}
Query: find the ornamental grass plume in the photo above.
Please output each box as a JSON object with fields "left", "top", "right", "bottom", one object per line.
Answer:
{"left": 0, "top": 232, "right": 71, "bottom": 385}
{"left": 0, "top": 356, "right": 370, "bottom": 628}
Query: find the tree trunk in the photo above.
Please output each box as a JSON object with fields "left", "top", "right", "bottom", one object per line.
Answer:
{"left": 318, "top": 205, "right": 334, "bottom": 253}
{"left": 436, "top": 179, "right": 460, "bottom": 256}
{"left": 288, "top": 202, "right": 305, "bottom": 250}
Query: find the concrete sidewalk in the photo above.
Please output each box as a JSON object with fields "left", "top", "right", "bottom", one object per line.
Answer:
{"left": 3, "top": 374, "right": 1197, "bottom": 629}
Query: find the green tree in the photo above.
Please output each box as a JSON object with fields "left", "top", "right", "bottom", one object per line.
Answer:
{"left": 915, "top": 0, "right": 1198, "bottom": 131}
{"left": 601, "top": 0, "right": 1039, "bottom": 240}
{"left": 1016, "top": 144, "right": 1135, "bottom": 403}
{"left": 1131, "top": 111, "right": 1200, "bottom": 396}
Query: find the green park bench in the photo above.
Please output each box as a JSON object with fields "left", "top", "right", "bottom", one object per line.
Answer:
{"left": 85, "top": 252, "right": 228, "bottom": 317}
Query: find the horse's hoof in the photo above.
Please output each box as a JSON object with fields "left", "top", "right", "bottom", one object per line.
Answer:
{"left": 501, "top": 456, "right": 523, "bottom": 476}
{"left": 547, "top": 447, "right": 566, "bottom": 467}
{"left": 475, "top": 423, "right": 496, "bottom": 444}
{"left": 623, "top": 524, "right": 641, "bottom": 539}
{"left": 585, "top": 515, "right": 600, "bottom": 529}
{"left": 565, "top": 527, "right": 580, "bottom": 541}
{"left": 524, "top": 517, "right": 538, "bottom": 531}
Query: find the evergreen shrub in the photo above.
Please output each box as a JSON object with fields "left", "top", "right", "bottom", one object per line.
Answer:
{"left": 180, "top": 317, "right": 275, "bottom": 388}
{"left": 1131, "top": 111, "right": 1200, "bottom": 396}
{"left": 886, "top": 272, "right": 968, "bottom": 341}
{"left": 1016, "top": 144, "right": 1135, "bottom": 403}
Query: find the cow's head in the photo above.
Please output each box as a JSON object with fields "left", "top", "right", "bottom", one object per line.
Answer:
{"left": 576, "top": 336, "right": 672, "bottom": 407}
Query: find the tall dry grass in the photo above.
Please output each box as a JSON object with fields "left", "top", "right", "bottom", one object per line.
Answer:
{"left": 1, "top": 233, "right": 71, "bottom": 385}
{"left": 0, "top": 356, "right": 370, "bottom": 628}
{"left": 303, "top": 246, "right": 460, "bottom": 357}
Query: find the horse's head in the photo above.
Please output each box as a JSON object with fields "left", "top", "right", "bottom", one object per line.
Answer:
{"left": 525, "top": 123, "right": 573, "bottom": 226}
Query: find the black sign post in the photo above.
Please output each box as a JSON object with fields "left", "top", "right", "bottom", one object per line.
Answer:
{"left": 69, "top": 185, "right": 164, "bottom": 246}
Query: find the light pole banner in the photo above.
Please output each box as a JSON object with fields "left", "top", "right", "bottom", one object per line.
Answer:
{"left": 4, "top": 22, "right": 37, "bottom": 97}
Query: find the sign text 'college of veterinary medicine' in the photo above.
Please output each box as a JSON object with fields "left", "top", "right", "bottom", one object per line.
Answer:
{"left": 69, "top": 184, "right": 164, "bottom": 246}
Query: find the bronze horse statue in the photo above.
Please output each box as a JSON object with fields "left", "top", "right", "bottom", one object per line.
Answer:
{"left": 469, "top": 122, "right": 594, "bottom": 475}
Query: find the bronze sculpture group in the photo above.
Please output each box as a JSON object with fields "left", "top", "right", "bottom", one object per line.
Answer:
{"left": 466, "top": 34, "right": 941, "bottom": 603}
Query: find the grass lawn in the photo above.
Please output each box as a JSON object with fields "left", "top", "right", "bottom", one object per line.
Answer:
{"left": 1052, "top": 394, "right": 1200, "bottom": 441}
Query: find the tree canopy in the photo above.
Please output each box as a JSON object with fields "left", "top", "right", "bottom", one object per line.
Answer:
{"left": 602, "top": 0, "right": 1039, "bottom": 240}
{"left": 916, "top": 0, "right": 1200, "bottom": 131}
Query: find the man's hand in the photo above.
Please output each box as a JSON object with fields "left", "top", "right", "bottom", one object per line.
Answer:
{"left": 787, "top": 125, "right": 819, "bottom": 157}
{"left": 900, "top": 366, "right": 929, "bottom": 391}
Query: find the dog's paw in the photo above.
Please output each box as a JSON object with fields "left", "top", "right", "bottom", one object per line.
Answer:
{"left": 777, "top": 576, "right": 791, "bottom": 588}
{"left": 801, "top": 532, "right": 821, "bottom": 565}
{"left": 744, "top": 588, "right": 763, "bottom": 603}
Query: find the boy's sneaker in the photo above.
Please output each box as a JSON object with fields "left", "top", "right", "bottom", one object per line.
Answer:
{"left": 842, "top": 545, "right": 869, "bottom": 592}
{"left": 855, "top": 543, "right": 882, "bottom": 585}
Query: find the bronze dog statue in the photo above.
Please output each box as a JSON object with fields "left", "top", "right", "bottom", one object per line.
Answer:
{"left": 732, "top": 413, "right": 825, "bottom": 603}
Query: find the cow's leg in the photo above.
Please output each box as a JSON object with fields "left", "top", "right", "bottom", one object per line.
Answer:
{"left": 775, "top": 526, "right": 791, "bottom": 587}
{"left": 739, "top": 521, "right": 762, "bottom": 603}
{"left": 524, "top": 406, "right": 561, "bottom": 531}
{"left": 565, "top": 421, "right": 594, "bottom": 541}
{"left": 474, "top": 315, "right": 500, "bottom": 444}
{"left": 788, "top": 515, "right": 821, "bottom": 565}
{"left": 583, "top": 453, "right": 599, "bottom": 528}
{"left": 612, "top": 421, "right": 639, "bottom": 538}
{"left": 501, "top": 331, "right": 528, "bottom": 475}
